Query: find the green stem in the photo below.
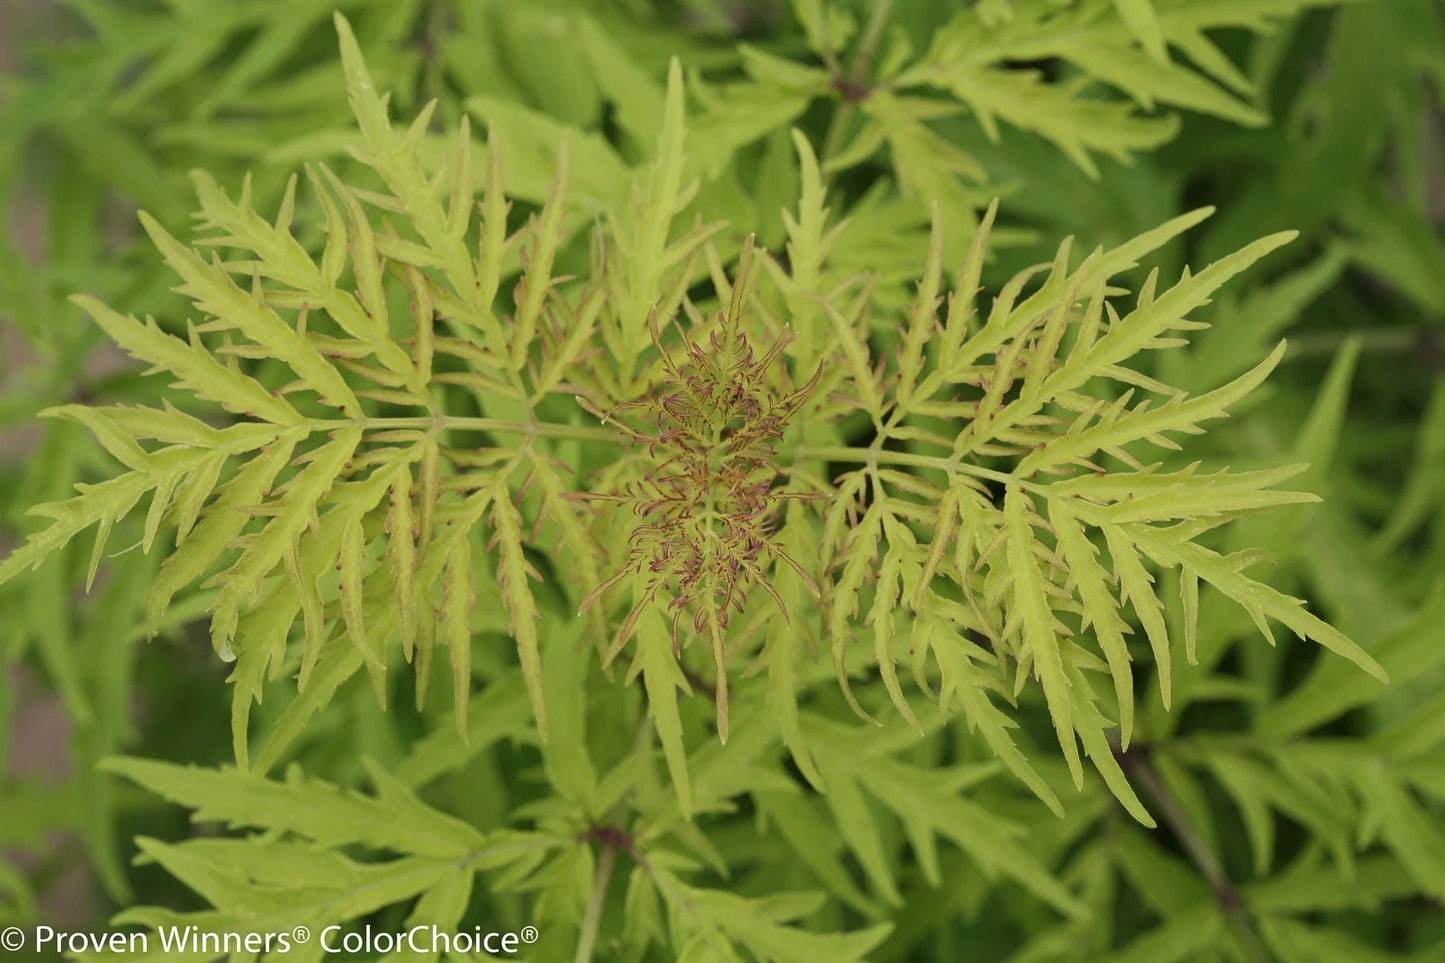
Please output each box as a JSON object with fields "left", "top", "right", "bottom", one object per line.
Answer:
{"left": 848, "top": 0, "right": 894, "bottom": 87}
{"left": 1118, "top": 746, "right": 1269, "bottom": 963}
{"left": 795, "top": 443, "right": 948, "bottom": 472}
{"left": 573, "top": 841, "right": 618, "bottom": 963}
{"left": 570, "top": 720, "right": 652, "bottom": 963}
{"left": 302, "top": 415, "right": 621, "bottom": 444}
{"left": 819, "top": 0, "right": 895, "bottom": 177}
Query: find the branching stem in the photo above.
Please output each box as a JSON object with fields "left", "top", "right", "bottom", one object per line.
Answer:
{"left": 308, "top": 415, "right": 621, "bottom": 444}
{"left": 819, "top": 0, "right": 895, "bottom": 175}
{"left": 572, "top": 717, "right": 655, "bottom": 963}
{"left": 573, "top": 839, "right": 618, "bottom": 963}
{"left": 848, "top": 0, "right": 895, "bottom": 88}
{"left": 1117, "top": 744, "right": 1269, "bottom": 963}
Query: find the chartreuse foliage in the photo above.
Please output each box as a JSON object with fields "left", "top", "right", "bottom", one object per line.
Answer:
{"left": 784, "top": 0, "right": 1337, "bottom": 194}
{"left": 4, "top": 3, "right": 1439, "bottom": 961}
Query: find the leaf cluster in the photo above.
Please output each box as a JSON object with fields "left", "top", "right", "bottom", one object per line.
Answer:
{"left": 2, "top": 1, "right": 1443, "bottom": 960}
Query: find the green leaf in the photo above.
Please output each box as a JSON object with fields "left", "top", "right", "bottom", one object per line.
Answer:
{"left": 1102, "top": 903, "right": 1224, "bottom": 963}
{"left": 147, "top": 433, "right": 299, "bottom": 634}
{"left": 102, "top": 758, "right": 486, "bottom": 858}
{"left": 71, "top": 297, "right": 303, "bottom": 426}
{"left": 1005, "top": 487, "right": 1082, "bottom": 786}
{"left": 490, "top": 477, "right": 545, "bottom": 740}
{"left": 1104, "top": 524, "right": 1173, "bottom": 710}
{"left": 138, "top": 211, "right": 361, "bottom": 413}
{"left": 394, "top": 669, "right": 538, "bottom": 789}
{"left": 1112, "top": 0, "right": 1168, "bottom": 61}
{"left": 628, "top": 605, "right": 693, "bottom": 817}
{"left": 652, "top": 859, "right": 890, "bottom": 963}
{"left": 1051, "top": 498, "right": 1136, "bottom": 745}
{"left": 1262, "top": 916, "right": 1420, "bottom": 963}
{"left": 1134, "top": 528, "right": 1387, "bottom": 684}
{"left": 804, "top": 714, "right": 1087, "bottom": 919}
{"left": 442, "top": 513, "right": 476, "bottom": 740}
{"left": 1260, "top": 581, "right": 1445, "bottom": 737}
{"left": 1353, "top": 766, "right": 1445, "bottom": 901}
{"left": 208, "top": 428, "right": 362, "bottom": 662}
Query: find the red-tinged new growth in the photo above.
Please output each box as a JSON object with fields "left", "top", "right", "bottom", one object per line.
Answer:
{"left": 580, "top": 236, "right": 822, "bottom": 740}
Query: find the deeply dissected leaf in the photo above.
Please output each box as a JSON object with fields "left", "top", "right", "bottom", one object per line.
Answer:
{"left": 0, "top": 8, "right": 1424, "bottom": 962}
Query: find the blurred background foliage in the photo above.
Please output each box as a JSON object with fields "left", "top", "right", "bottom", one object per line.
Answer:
{"left": 1, "top": 0, "right": 1443, "bottom": 959}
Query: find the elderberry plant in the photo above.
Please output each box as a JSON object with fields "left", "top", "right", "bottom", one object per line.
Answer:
{"left": 2, "top": 4, "right": 1439, "bottom": 962}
